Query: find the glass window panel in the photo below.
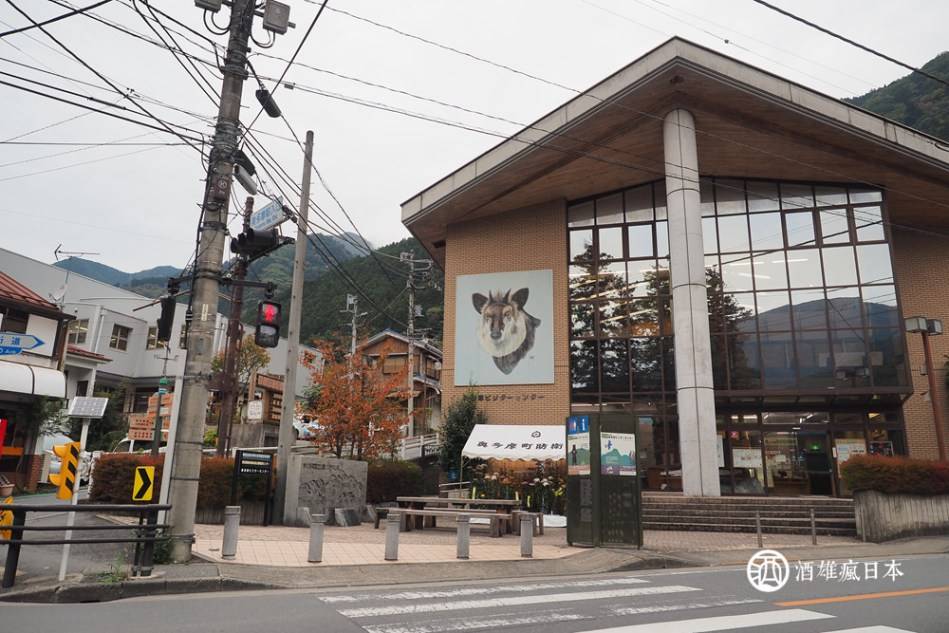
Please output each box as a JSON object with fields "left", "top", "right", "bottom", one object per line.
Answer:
{"left": 596, "top": 193, "right": 623, "bottom": 225}
{"left": 831, "top": 330, "right": 869, "bottom": 387}
{"left": 728, "top": 333, "right": 761, "bottom": 389}
{"left": 854, "top": 206, "right": 885, "bottom": 242}
{"left": 628, "top": 261, "right": 656, "bottom": 298}
{"left": 702, "top": 216, "right": 718, "bottom": 254}
{"left": 654, "top": 181, "right": 667, "bottom": 220}
{"left": 849, "top": 187, "right": 883, "bottom": 204}
{"left": 826, "top": 287, "right": 863, "bottom": 330}
{"left": 756, "top": 291, "right": 792, "bottom": 332}
{"left": 627, "top": 224, "right": 654, "bottom": 259}
{"left": 598, "top": 226, "right": 624, "bottom": 261}
{"left": 654, "top": 260, "right": 671, "bottom": 295}
{"left": 624, "top": 184, "right": 653, "bottom": 223}
{"left": 569, "top": 229, "right": 594, "bottom": 264}
{"left": 868, "top": 328, "right": 907, "bottom": 387}
{"left": 764, "top": 432, "right": 809, "bottom": 494}
{"left": 820, "top": 210, "right": 851, "bottom": 244}
{"left": 600, "top": 339, "right": 630, "bottom": 393}
{"left": 715, "top": 179, "right": 746, "bottom": 215}
{"left": 863, "top": 285, "right": 899, "bottom": 328}
{"left": 753, "top": 253, "right": 789, "bottom": 290}
{"left": 597, "top": 261, "right": 627, "bottom": 299}
{"left": 749, "top": 212, "right": 784, "bottom": 250}
{"left": 721, "top": 257, "right": 754, "bottom": 291}
{"left": 628, "top": 297, "right": 659, "bottom": 337}
{"left": 711, "top": 334, "right": 728, "bottom": 388}
{"left": 856, "top": 243, "right": 894, "bottom": 285}
{"left": 569, "top": 265, "right": 597, "bottom": 301}
{"left": 815, "top": 186, "right": 847, "bottom": 207}
{"left": 568, "top": 201, "right": 594, "bottom": 227}
{"left": 661, "top": 337, "right": 676, "bottom": 391}
{"left": 705, "top": 255, "right": 721, "bottom": 283}
{"left": 821, "top": 247, "right": 858, "bottom": 286}
{"left": 700, "top": 177, "right": 716, "bottom": 216}
{"left": 570, "top": 340, "right": 598, "bottom": 393}
{"left": 781, "top": 183, "right": 814, "bottom": 211}
{"left": 785, "top": 211, "right": 816, "bottom": 248}
{"left": 655, "top": 221, "right": 669, "bottom": 258}
{"left": 570, "top": 302, "right": 595, "bottom": 338}
{"left": 598, "top": 299, "right": 627, "bottom": 337}
{"left": 786, "top": 248, "right": 823, "bottom": 288}
{"left": 797, "top": 330, "right": 833, "bottom": 388}
{"left": 747, "top": 180, "right": 780, "bottom": 213}
{"left": 725, "top": 431, "right": 765, "bottom": 494}
{"left": 658, "top": 295, "right": 673, "bottom": 336}
{"left": 722, "top": 292, "right": 757, "bottom": 334}
{"left": 792, "top": 289, "right": 828, "bottom": 331}
{"left": 760, "top": 331, "right": 796, "bottom": 388}
{"left": 630, "top": 337, "right": 663, "bottom": 392}
{"left": 717, "top": 215, "right": 750, "bottom": 252}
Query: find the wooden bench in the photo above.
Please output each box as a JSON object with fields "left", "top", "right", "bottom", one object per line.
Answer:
{"left": 388, "top": 509, "right": 512, "bottom": 538}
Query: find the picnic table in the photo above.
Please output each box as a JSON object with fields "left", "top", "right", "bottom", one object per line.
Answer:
{"left": 394, "top": 496, "right": 521, "bottom": 534}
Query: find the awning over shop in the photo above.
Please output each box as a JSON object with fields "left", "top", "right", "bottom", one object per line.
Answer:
{"left": 0, "top": 361, "right": 66, "bottom": 398}
{"left": 461, "top": 424, "right": 565, "bottom": 461}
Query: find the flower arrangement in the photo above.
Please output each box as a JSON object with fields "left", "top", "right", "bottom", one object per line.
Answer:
{"left": 469, "top": 459, "right": 567, "bottom": 515}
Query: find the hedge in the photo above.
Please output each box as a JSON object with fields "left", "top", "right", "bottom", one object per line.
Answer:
{"left": 841, "top": 454, "right": 949, "bottom": 496}
{"left": 366, "top": 460, "right": 422, "bottom": 503}
{"left": 90, "top": 454, "right": 267, "bottom": 508}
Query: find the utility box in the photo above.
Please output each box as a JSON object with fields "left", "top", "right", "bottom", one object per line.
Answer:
{"left": 263, "top": 1, "right": 290, "bottom": 34}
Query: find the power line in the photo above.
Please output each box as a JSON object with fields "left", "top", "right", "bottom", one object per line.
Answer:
{"left": 749, "top": 0, "right": 949, "bottom": 91}
{"left": 0, "top": 0, "right": 112, "bottom": 37}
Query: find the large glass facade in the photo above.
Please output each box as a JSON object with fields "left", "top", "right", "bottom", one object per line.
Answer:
{"left": 567, "top": 178, "right": 911, "bottom": 495}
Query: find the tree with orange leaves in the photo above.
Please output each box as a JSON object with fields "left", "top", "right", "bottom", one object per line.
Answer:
{"left": 301, "top": 340, "right": 408, "bottom": 460}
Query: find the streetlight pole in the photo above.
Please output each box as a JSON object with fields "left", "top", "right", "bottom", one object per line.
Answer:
{"left": 907, "top": 316, "right": 946, "bottom": 461}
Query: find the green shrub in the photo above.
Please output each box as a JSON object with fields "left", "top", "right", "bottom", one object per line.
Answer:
{"left": 90, "top": 454, "right": 267, "bottom": 509}
{"left": 841, "top": 455, "right": 949, "bottom": 495}
{"left": 366, "top": 460, "right": 422, "bottom": 503}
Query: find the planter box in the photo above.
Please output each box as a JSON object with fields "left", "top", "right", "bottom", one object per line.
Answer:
{"left": 854, "top": 490, "right": 949, "bottom": 542}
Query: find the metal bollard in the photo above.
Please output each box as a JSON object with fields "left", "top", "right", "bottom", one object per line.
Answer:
{"left": 456, "top": 514, "right": 470, "bottom": 560}
{"left": 384, "top": 512, "right": 400, "bottom": 561}
{"left": 520, "top": 515, "right": 533, "bottom": 558}
{"left": 755, "top": 511, "right": 763, "bottom": 549}
{"left": 308, "top": 513, "right": 326, "bottom": 563}
{"left": 222, "top": 505, "right": 241, "bottom": 560}
{"left": 810, "top": 508, "right": 818, "bottom": 546}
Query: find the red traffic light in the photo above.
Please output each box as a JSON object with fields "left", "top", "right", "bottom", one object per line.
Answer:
{"left": 258, "top": 301, "right": 280, "bottom": 325}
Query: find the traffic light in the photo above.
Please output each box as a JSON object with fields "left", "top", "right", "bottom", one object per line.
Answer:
{"left": 156, "top": 295, "right": 176, "bottom": 343}
{"left": 49, "top": 441, "right": 80, "bottom": 500}
{"left": 255, "top": 300, "right": 281, "bottom": 348}
{"left": 230, "top": 228, "right": 283, "bottom": 260}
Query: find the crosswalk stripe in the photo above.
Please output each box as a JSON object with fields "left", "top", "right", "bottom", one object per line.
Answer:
{"left": 609, "top": 598, "right": 763, "bottom": 616}
{"left": 820, "top": 628, "right": 916, "bottom": 633}
{"left": 338, "top": 585, "right": 700, "bottom": 618}
{"left": 362, "top": 612, "right": 592, "bottom": 633}
{"left": 570, "top": 608, "right": 833, "bottom": 633}
{"left": 320, "top": 576, "right": 648, "bottom": 603}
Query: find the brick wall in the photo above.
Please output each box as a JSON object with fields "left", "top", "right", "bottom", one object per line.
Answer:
{"left": 442, "top": 199, "right": 570, "bottom": 425}
{"left": 892, "top": 229, "right": 949, "bottom": 460}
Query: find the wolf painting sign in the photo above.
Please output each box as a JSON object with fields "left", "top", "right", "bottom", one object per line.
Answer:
{"left": 455, "top": 269, "right": 554, "bottom": 386}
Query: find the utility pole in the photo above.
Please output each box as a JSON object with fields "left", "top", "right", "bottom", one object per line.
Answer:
{"left": 167, "top": 0, "right": 256, "bottom": 563}
{"left": 216, "top": 196, "right": 254, "bottom": 456}
{"left": 342, "top": 294, "right": 361, "bottom": 363}
{"left": 275, "top": 130, "right": 314, "bottom": 524}
{"left": 402, "top": 254, "right": 417, "bottom": 439}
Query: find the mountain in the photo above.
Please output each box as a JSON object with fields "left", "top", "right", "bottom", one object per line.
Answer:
{"left": 53, "top": 257, "right": 179, "bottom": 287}
{"left": 847, "top": 51, "right": 949, "bottom": 142}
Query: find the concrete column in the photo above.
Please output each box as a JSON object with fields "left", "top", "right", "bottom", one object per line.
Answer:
{"left": 663, "top": 108, "right": 720, "bottom": 497}
{"left": 384, "top": 512, "right": 400, "bottom": 561}
{"left": 520, "top": 515, "right": 534, "bottom": 558}
{"left": 456, "top": 514, "right": 470, "bottom": 559}
{"left": 221, "top": 506, "right": 241, "bottom": 560}
{"left": 308, "top": 513, "right": 326, "bottom": 563}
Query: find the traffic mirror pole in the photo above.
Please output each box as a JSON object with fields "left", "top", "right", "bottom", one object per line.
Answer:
{"left": 57, "top": 418, "right": 89, "bottom": 582}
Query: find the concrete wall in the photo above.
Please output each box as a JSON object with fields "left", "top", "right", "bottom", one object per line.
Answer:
{"left": 854, "top": 490, "right": 949, "bottom": 542}
{"left": 442, "top": 199, "right": 569, "bottom": 425}
{"left": 891, "top": 229, "right": 949, "bottom": 459}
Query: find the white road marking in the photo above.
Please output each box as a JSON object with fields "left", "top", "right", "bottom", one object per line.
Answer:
{"left": 320, "top": 576, "right": 648, "bottom": 603}
{"left": 610, "top": 598, "right": 763, "bottom": 616}
{"left": 362, "top": 611, "right": 592, "bottom": 633}
{"left": 821, "top": 628, "right": 917, "bottom": 633}
{"left": 338, "top": 585, "right": 700, "bottom": 618}
{"left": 572, "top": 608, "right": 833, "bottom": 632}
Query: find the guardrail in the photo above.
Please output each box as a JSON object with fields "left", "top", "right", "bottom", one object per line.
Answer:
{"left": 0, "top": 503, "right": 170, "bottom": 589}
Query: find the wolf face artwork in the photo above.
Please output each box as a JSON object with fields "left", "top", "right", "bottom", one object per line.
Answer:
{"left": 472, "top": 287, "right": 541, "bottom": 374}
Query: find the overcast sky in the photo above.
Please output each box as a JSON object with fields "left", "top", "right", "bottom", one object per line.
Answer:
{"left": 0, "top": 0, "right": 946, "bottom": 272}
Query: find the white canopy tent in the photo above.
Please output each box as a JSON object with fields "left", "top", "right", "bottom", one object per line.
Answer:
{"left": 461, "top": 424, "right": 565, "bottom": 461}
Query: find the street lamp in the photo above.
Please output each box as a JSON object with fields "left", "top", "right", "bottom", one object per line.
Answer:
{"left": 905, "top": 316, "right": 946, "bottom": 461}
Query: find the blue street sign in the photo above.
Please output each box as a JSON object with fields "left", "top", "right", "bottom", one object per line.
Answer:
{"left": 249, "top": 198, "right": 286, "bottom": 232}
{"left": 0, "top": 332, "right": 44, "bottom": 355}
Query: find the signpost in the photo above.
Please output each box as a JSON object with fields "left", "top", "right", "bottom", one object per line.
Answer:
{"left": 0, "top": 333, "right": 43, "bottom": 356}
{"left": 247, "top": 399, "right": 263, "bottom": 422}
{"left": 229, "top": 450, "right": 275, "bottom": 525}
{"left": 133, "top": 466, "right": 155, "bottom": 502}
{"left": 249, "top": 198, "right": 286, "bottom": 232}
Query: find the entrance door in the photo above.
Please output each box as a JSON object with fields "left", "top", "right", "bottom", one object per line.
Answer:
{"left": 799, "top": 433, "right": 834, "bottom": 496}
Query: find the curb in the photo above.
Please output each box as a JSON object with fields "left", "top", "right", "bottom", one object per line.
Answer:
{"left": 0, "top": 575, "right": 277, "bottom": 604}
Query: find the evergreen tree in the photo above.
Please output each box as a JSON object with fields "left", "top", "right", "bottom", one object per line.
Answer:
{"left": 438, "top": 389, "right": 487, "bottom": 473}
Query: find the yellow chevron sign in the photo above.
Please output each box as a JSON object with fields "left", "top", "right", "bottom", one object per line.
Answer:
{"left": 133, "top": 466, "right": 155, "bottom": 502}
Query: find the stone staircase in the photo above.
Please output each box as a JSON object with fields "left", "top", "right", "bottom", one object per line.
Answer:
{"left": 642, "top": 493, "right": 857, "bottom": 536}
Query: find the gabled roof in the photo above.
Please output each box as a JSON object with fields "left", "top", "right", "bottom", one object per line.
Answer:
{"left": 401, "top": 37, "right": 949, "bottom": 262}
{"left": 361, "top": 328, "right": 443, "bottom": 358}
{"left": 0, "top": 270, "right": 69, "bottom": 319}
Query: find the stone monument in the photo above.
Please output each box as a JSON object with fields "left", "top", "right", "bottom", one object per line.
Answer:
{"left": 284, "top": 448, "right": 368, "bottom": 526}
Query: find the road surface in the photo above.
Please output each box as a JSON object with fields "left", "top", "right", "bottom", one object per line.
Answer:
{"left": 3, "top": 552, "right": 948, "bottom": 633}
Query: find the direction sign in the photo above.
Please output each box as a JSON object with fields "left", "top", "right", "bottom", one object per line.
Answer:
{"left": 0, "top": 332, "right": 43, "bottom": 356}
{"left": 249, "top": 198, "right": 286, "bottom": 232}
{"left": 133, "top": 466, "right": 155, "bottom": 501}
{"left": 67, "top": 396, "right": 110, "bottom": 418}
